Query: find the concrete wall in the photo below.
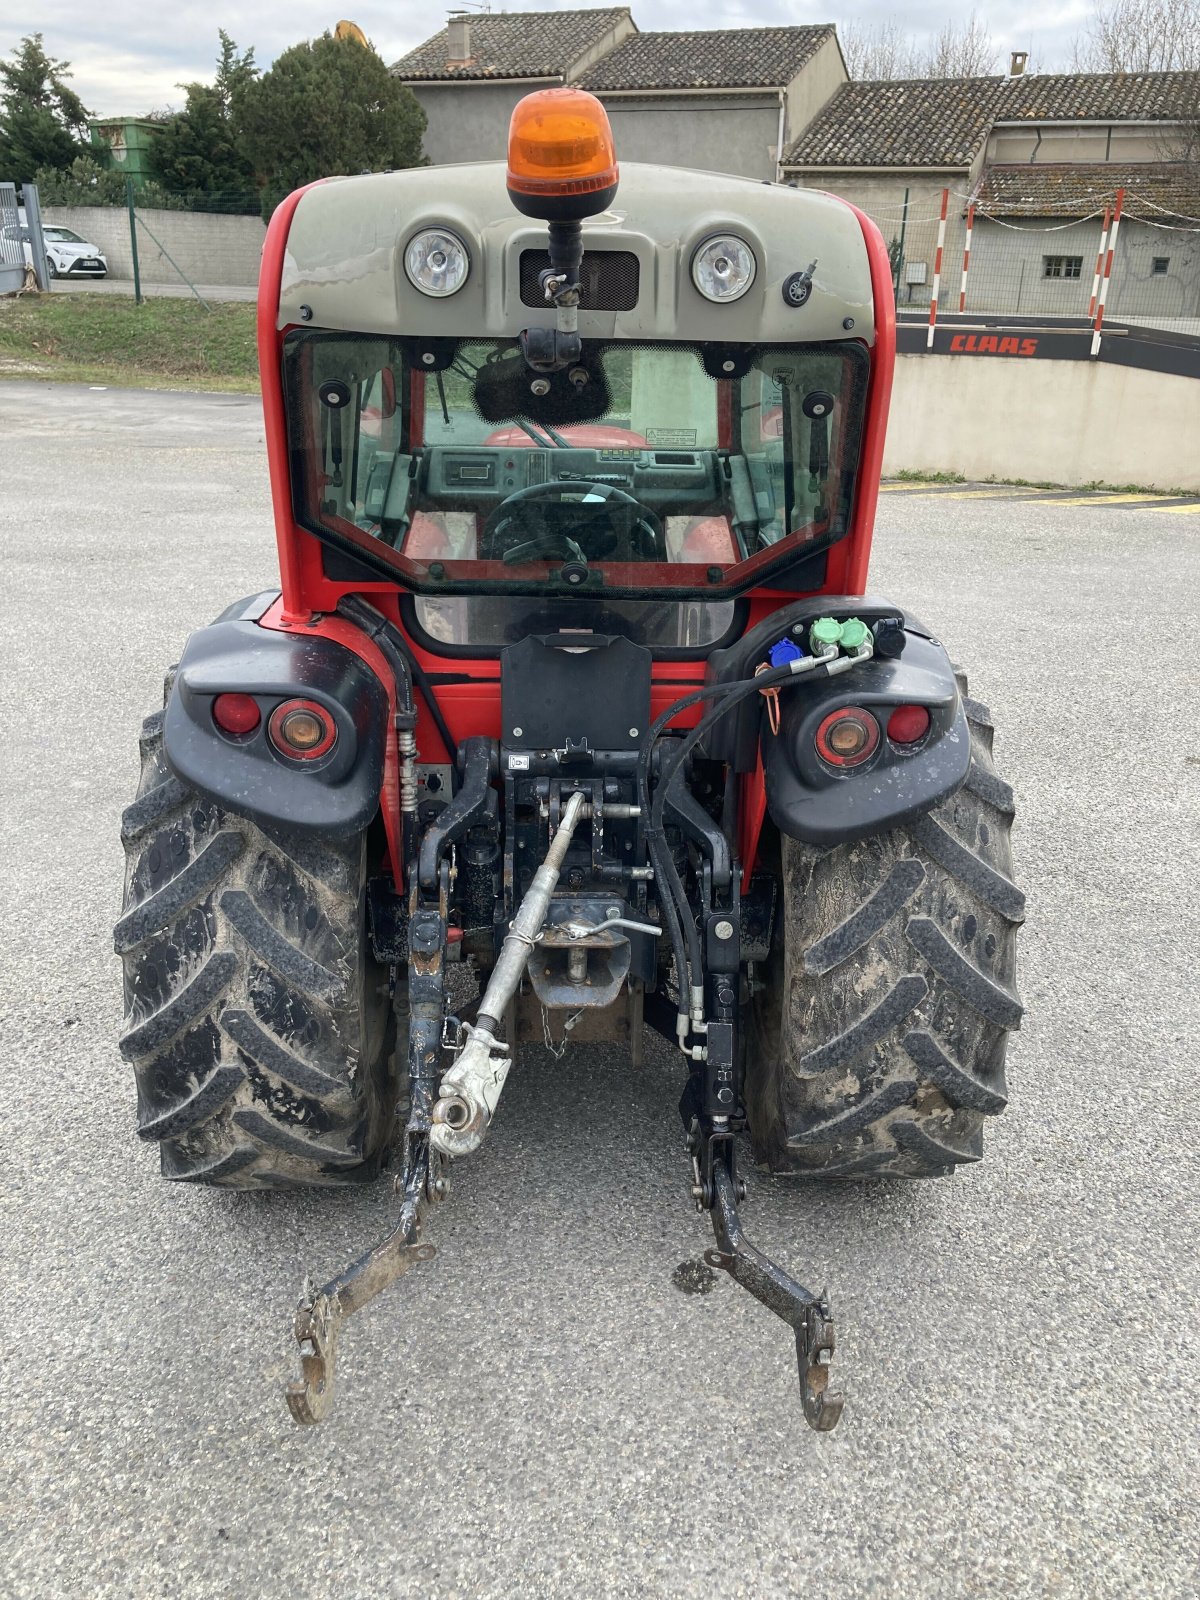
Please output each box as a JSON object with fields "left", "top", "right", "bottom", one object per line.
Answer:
{"left": 43, "top": 205, "right": 265, "bottom": 286}
{"left": 789, "top": 169, "right": 970, "bottom": 306}
{"left": 603, "top": 95, "right": 781, "bottom": 180}
{"left": 964, "top": 217, "right": 1200, "bottom": 322}
{"left": 412, "top": 80, "right": 550, "bottom": 168}
{"left": 986, "top": 123, "right": 1170, "bottom": 165}
{"left": 883, "top": 352, "right": 1200, "bottom": 490}
{"left": 783, "top": 34, "right": 847, "bottom": 164}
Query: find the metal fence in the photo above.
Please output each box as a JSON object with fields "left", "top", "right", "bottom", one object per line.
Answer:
{"left": 882, "top": 184, "right": 1200, "bottom": 350}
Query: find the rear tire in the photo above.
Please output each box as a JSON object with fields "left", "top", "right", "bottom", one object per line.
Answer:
{"left": 115, "top": 686, "right": 396, "bottom": 1189}
{"left": 745, "top": 673, "right": 1023, "bottom": 1178}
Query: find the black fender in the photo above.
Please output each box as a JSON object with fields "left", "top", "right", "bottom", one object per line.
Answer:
{"left": 762, "top": 630, "right": 969, "bottom": 848}
{"left": 162, "top": 592, "right": 389, "bottom": 837}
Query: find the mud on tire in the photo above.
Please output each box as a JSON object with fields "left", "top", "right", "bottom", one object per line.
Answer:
{"left": 746, "top": 673, "right": 1023, "bottom": 1178}
{"left": 114, "top": 685, "right": 395, "bottom": 1189}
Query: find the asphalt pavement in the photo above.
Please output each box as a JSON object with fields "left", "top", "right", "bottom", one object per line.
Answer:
{"left": 2, "top": 381, "right": 1197, "bottom": 1599}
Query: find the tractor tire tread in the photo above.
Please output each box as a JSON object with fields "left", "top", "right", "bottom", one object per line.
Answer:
{"left": 116, "top": 705, "right": 393, "bottom": 1190}
{"left": 747, "top": 675, "right": 1021, "bottom": 1179}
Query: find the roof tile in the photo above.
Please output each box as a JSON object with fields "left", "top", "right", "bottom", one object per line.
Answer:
{"left": 576, "top": 25, "right": 834, "bottom": 92}
{"left": 786, "top": 69, "right": 1200, "bottom": 169}
{"left": 974, "top": 162, "right": 1200, "bottom": 220}
{"left": 394, "top": 8, "right": 631, "bottom": 82}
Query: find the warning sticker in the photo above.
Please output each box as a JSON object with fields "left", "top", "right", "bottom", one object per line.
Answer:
{"left": 644, "top": 428, "right": 698, "bottom": 447}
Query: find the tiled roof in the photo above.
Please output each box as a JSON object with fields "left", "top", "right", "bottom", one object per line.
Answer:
{"left": 997, "top": 70, "right": 1200, "bottom": 123}
{"left": 975, "top": 162, "right": 1200, "bottom": 220}
{"left": 576, "top": 25, "right": 834, "bottom": 91}
{"left": 394, "top": 8, "right": 630, "bottom": 81}
{"left": 786, "top": 76, "right": 1009, "bottom": 167}
{"left": 785, "top": 69, "right": 1200, "bottom": 169}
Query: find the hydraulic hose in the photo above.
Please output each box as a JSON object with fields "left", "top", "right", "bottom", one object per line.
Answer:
{"left": 337, "top": 595, "right": 460, "bottom": 778}
{"left": 640, "top": 647, "right": 871, "bottom": 1045}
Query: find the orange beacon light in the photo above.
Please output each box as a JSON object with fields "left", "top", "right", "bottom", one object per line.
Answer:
{"left": 506, "top": 87, "right": 619, "bottom": 219}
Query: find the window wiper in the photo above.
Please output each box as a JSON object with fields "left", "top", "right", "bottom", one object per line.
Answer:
{"left": 512, "top": 418, "right": 568, "bottom": 449}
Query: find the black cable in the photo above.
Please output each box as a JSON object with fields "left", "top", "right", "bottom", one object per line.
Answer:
{"left": 641, "top": 661, "right": 846, "bottom": 1004}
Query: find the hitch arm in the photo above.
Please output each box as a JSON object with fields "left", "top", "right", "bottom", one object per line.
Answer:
{"left": 704, "top": 1163, "right": 844, "bottom": 1433}
{"left": 287, "top": 895, "right": 450, "bottom": 1425}
{"left": 286, "top": 1138, "right": 437, "bottom": 1424}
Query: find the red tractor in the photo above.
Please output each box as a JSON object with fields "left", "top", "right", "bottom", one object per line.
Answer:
{"left": 115, "top": 90, "right": 1023, "bottom": 1428}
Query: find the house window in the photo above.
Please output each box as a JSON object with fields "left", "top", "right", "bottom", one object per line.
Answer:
{"left": 1043, "top": 255, "right": 1083, "bottom": 279}
{"left": 1152, "top": 256, "right": 1170, "bottom": 275}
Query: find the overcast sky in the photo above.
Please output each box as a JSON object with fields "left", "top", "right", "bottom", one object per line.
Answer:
{"left": 17, "top": 1, "right": 1096, "bottom": 116}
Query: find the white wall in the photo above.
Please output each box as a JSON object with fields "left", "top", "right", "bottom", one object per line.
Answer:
{"left": 883, "top": 352, "right": 1200, "bottom": 491}
{"left": 44, "top": 205, "right": 265, "bottom": 286}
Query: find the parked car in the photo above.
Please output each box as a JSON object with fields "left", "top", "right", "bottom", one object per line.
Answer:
{"left": 17, "top": 215, "right": 107, "bottom": 279}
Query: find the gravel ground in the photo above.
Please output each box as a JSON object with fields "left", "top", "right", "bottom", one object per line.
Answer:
{"left": 2, "top": 382, "right": 1197, "bottom": 1600}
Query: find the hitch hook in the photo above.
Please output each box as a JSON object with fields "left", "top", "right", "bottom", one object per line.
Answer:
{"left": 286, "top": 1138, "right": 438, "bottom": 1425}
{"left": 703, "top": 1163, "right": 844, "bottom": 1433}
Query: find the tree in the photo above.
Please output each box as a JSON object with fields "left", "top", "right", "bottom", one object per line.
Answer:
{"left": 0, "top": 33, "right": 91, "bottom": 178}
{"left": 237, "top": 31, "right": 426, "bottom": 218}
{"left": 1071, "top": 0, "right": 1200, "bottom": 71}
{"left": 150, "top": 34, "right": 259, "bottom": 211}
{"left": 32, "top": 151, "right": 185, "bottom": 209}
{"left": 841, "top": 12, "right": 998, "bottom": 79}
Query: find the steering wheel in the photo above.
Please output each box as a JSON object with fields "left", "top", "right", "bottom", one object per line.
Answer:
{"left": 481, "top": 480, "right": 663, "bottom": 563}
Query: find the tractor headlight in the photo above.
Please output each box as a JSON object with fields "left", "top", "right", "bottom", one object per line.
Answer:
{"left": 404, "top": 228, "right": 470, "bottom": 298}
{"left": 691, "top": 235, "right": 756, "bottom": 302}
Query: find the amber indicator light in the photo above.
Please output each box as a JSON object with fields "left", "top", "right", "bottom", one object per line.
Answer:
{"left": 268, "top": 699, "right": 337, "bottom": 760}
{"left": 506, "top": 88, "right": 618, "bottom": 197}
{"left": 815, "top": 707, "right": 880, "bottom": 768}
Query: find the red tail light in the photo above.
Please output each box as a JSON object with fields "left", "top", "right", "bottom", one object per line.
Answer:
{"left": 815, "top": 707, "right": 879, "bottom": 768}
{"left": 887, "top": 704, "right": 932, "bottom": 745}
{"left": 268, "top": 699, "right": 337, "bottom": 760}
{"left": 212, "top": 692, "right": 261, "bottom": 736}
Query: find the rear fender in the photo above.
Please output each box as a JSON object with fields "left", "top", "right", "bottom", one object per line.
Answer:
{"left": 763, "top": 630, "right": 969, "bottom": 848}
{"left": 162, "top": 592, "right": 389, "bottom": 837}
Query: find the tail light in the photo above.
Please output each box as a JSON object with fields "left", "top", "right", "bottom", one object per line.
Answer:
{"left": 268, "top": 699, "right": 337, "bottom": 761}
{"left": 887, "top": 704, "right": 932, "bottom": 745}
{"left": 815, "top": 707, "right": 879, "bottom": 768}
{"left": 212, "top": 692, "right": 261, "bottom": 736}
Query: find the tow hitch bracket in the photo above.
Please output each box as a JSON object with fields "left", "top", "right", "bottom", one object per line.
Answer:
{"left": 691, "top": 1121, "right": 844, "bottom": 1432}
{"left": 705, "top": 1164, "right": 843, "bottom": 1432}
{"left": 286, "top": 1136, "right": 438, "bottom": 1425}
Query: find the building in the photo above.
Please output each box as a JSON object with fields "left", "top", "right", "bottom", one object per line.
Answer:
{"left": 781, "top": 67, "right": 1200, "bottom": 322}
{"left": 88, "top": 118, "right": 164, "bottom": 190}
{"left": 393, "top": 9, "right": 847, "bottom": 181}
{"left": 575, "top": 25, "right": 845, "bottom": 181}
{"left": 393, "top": 8, "right": 637, "bottom": 168}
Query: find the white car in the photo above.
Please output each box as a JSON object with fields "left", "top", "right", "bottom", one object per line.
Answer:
{"left": 22, "top": 221, "right": 108, "bottom": 279}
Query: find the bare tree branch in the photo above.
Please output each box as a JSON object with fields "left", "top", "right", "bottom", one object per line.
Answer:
{"left": 1071, "top": 0, "right": 1200, "bottom": 72}
{"left": 841, "top": 12, "right": 998, "bottom": 80}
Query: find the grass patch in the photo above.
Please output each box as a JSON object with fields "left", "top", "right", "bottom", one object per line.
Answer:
{"left": 891, "top": 467, "right": 967, "bottom": 484}
{"left": 0, "top": 292, "right": 258, "bottom": 392}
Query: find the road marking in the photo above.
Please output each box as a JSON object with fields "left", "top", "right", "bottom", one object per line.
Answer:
{"left": 1036, "top": 493, "right": 1177, "bottom": 506}
{"left": 931, "top": 488, "right": 1040, "bottom": 500}
{"left": 1145, "top": 501, "right": 1200, "bottom": 515}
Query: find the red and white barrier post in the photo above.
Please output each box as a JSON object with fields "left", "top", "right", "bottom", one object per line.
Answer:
{"left": 1088, "top": 204, "right": 1111, "bottom": 319}
{"left": 1091, "top": 188, "right": 1124, "bottom": 356}
{"left": 957, "top": 203, "right": 975, "bottom": 313}
{"left": 927, "top": 187, "right": 949, "bottom": 349}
